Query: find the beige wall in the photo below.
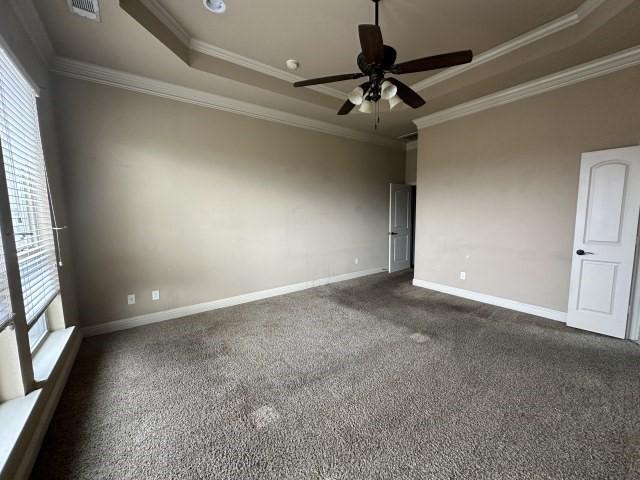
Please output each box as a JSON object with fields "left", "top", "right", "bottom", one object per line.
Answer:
{"left": 415, "top": 66, "right": 640, "bottom": 312}
{"left": 405, "top": 148, "right": 417, "bottom": 185}
{"left": 53, "top": 77, "right": 405, "bottom": 327}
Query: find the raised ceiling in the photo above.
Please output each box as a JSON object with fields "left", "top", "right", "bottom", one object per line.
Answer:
{"left": 29, "top": 0, "right": 640, "bottom": 139}
{"left": 160, "top": 0, "right": 584, "bottom": 89}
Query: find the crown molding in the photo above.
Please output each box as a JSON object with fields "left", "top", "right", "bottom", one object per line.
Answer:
{"left": 410, "top": 0, "right": 606, "bottom": 93}
{"left": 51, "top": 57, "right": 404, "bottom": 150}
{"left": 414, "top": 45, "right": 640, "bottom": 130}
{"left": 8, "top": 0, "right": 55, "bottom": 68}
{"left": 190, "top": 39, "right": 346, "bottom": 100}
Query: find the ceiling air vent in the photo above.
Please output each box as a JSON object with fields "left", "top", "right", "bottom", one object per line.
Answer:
{"left": 66, "top": 0, "right": 100, "bottom": 21}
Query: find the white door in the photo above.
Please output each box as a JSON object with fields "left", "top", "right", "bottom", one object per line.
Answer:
{"left": 389, "top": 184, "right": 412, "bottom": 273}
{"left": 567, "top": 146, "right": 640, "bottom": 339}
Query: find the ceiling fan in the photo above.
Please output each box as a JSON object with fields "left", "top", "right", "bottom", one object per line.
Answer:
{"left": 293, "top": 0, "right": 473, "bottom": 116}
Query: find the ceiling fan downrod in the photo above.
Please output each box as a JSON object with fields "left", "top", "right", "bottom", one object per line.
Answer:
{"left": 373, "top": 0, "right": 380, "bottom": 26}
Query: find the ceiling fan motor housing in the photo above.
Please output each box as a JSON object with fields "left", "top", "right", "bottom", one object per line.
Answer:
{"left": 357, "top": 45, "right": 397, "bottom": 101}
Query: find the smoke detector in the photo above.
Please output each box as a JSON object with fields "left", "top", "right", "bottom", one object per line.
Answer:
{"left": 285, "top": 60, "right": 300, "bottom": 71}
{"left": 66, "top": 0, "right": 100, "bottom": 21}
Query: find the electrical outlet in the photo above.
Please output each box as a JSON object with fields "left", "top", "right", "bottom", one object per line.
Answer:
{"left": 355, "top": 257, "right": 360, "bottom": 265}
{"left": 128, "top": 294, "right": 136, "bottom": 305}
{"left": 152, "top": 290, "right": 160, "bottom": 301}
{"left": 460, "top": 272, "right": 467, "bottom": 281}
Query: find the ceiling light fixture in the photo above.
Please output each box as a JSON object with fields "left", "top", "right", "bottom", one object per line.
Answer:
{"left": 293, "top": 0, "right": 474, "bottom": 128}
{"left": 203, "top": 0, "right": 226, "bottom": 14}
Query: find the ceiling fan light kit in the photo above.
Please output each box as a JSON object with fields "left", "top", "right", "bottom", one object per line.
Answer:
{"left": 293, "top": 0, "right": 474, "bottom": 123}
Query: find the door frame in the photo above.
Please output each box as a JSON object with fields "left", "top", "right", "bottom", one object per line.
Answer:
{"left": 628, "top": 219, "right": 640, "bottom": 340}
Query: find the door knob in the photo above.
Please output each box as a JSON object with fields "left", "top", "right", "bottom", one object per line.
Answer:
{"left": 389, "top": 232, "right": 398, "bottom": 236}
{"left": 576, "top": 249, "right": 594, "bottom": 256}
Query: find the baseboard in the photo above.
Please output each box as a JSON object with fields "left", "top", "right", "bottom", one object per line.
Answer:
{"left": 412, "top": 279, "right": 567, "bottom": 323}
{"left": 82, "top": 267, "right": 388, "bottom": 337}
{"left": 9, "top": 328, "right": 81, "bottom": 480}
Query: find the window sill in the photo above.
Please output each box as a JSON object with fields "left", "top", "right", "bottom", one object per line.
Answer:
{"left": 0, "top": 390, "right": 41, "bottom": 472}
{"left": 0, "top": 326, "right": 79, "bottom": 480}
{"left": 32, "top": 328, "right": 75, "bottom": 382}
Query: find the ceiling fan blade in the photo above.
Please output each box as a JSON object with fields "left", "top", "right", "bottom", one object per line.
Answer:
{"left": 387, "top": 78, "right": 426, "bottom": 109}
{"left": 337, "top": 100, "right": 356, "bottom": 116}
{"left": 337, "top": 81, "right": 370, "bottom": 115}
{"left": 359, "top": 24, "right": 385, "bottom": 64}
{"left": 294, "top": 73, "right": 364, "bottom": 88}
{"left": 391, "top": 50, "right": 473, "bottom": 75}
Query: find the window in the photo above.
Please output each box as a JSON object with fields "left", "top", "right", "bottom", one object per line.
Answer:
{"left": 0, "top": 46, "right": 59, "bottom": 346}
{"left": 28, "top": 312, "right": 48, "bottom": 351}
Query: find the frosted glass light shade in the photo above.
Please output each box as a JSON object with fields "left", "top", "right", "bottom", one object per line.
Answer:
{"left": 348, "top": 87, "right": 365, "bottom": 105}
{"left": 381, "top": 81, "right": 398, "bottom": 100}
{"left": 389, "top": 96, "right": 404, "bottom": 110}
{"left": 359, "top": 100, "right": 375, "bottom": 114}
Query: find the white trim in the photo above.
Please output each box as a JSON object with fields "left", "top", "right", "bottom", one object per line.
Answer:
{"left": 82, "top": 267, "right": 388, "bottom": 337}
{"left": 406, "top": 141, "right": 417, "bottom": 151}
{"left": 7, "top": 0, "right": 55, "bottom": 69}
{"left": 0, "top": 392, "right": 41, "bottom": 478}
{"left": 410, "top": 0, "right": 605, "bottom": 93}
{"left": 190, "top": 39, "right": 346, "bottom": 100}
{"left": 51, "top": 57, "right": 404, "bottom": 150}
{"left": 1, "top": 328, "right": 80, "bottom": 480}
{"left": 414, "top": 46, "right": 640, "bottom": 129}
{"left": 138, "top": 0, "right": 191, "bottom": 45}
{"left": 413, "top": 278, "right": 567, "bottom": 323}
{"left": 0, "top": 32, "right": 41, "bottom": 96}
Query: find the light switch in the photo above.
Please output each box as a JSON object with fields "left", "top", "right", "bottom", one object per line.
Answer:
{"left": 152, "top": 290, "right": 160, "bottom": 301}
{"left": 460, "top": 272, "right": 467, "bottom": 281}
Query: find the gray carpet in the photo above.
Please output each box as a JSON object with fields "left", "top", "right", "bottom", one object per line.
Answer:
{"left": 32, "top": 272, "right": 640, "bottom": 479}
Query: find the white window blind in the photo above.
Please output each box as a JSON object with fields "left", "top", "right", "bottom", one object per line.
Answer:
{"left": 0, "top": 47, "right": 60, "bottom": 327}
